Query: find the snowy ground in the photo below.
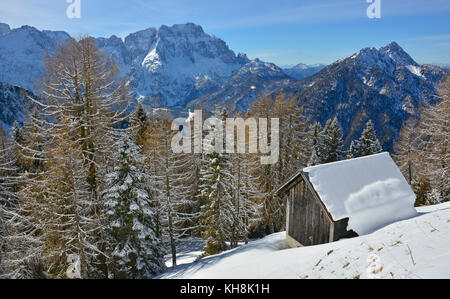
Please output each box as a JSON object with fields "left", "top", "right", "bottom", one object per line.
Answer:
{"left": 159, "top": 202, "right": 450, "bottom": 279}
{"left": 164, "top": 238, "right": 205, "bottom": 268}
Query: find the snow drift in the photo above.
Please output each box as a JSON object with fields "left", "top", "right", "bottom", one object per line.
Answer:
{"left": 303, "top": 152, "right": 417, "bottom": 235}
{"left": 344, "top": 178, "right": 417, "bottom": 235}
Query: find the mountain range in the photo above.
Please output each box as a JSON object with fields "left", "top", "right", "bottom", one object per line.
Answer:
{"left": 271, "top": 41, "right": 447, "bottom": 150}
{"left": 0, "top": 22, "right": 447, "bottom": 151}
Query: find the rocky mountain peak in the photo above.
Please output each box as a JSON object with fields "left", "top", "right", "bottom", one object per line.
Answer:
{"left": 237, "top": 53, "right": 250, "bottom": 65}
{"left": 382, "top": 41, "right": 418, "bottom": 66}
{"left": 159, "top": 22, "right": 205, "bottom": 37}
{"left": 350, "top": 42, "right": 418, "bottom": 70}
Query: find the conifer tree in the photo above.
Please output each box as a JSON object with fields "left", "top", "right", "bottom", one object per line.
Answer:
{"left": 103, "top": 135, "right": 166, "bottom": 278}
{"left": 308, "top": 122, "right": 323, "bottom": 166}
{"left": 226, "top": 110, "right": 263, "bottom": 247}
{"left": 349, "top": 120, "right": 382, "bottom": 158}
{"left": 40, "top": 37, "right": 130, "bottom": 204}
{"left": 133, "top": 103, "right": 150, "bottom": 148}
{"left": 36, "top": 37, "right": 131, "bottom": 276}
{"left": 140, "top": 108, "right": 199, "bottom": 267}
{"left": 199, "top": 106, "right": 235, "bottom": 255}
{"left": 0, "top": 132, "right": 15, "bottom": 277}
{"left": 393, "top": 117, "right": 421, "bottom": 185}
{"left": 319, "top": 117, "right": 344, "bottom": 163}
{"left": 273, "top": 96, "right": 309, "bottom": 183}
{"left": 393, "top": 77, "right": 449, "bottom": 202}
{"left": 199, "top": 151, "right": 235, "bottom": 255}
{"left": 230, "top": 152, "right": 262, "bottom": 247}
{"left": 247, "top": 96, "right": 285, "bottom": 234}
{"left": 416, "top": 78, "right": 449, "bottom": 201}
{"left": 5, "top": 109, "right": 50, "bottom": 278}
{"left": 152, "top": 115, "right": 198, "bottom": 267}
{"left": 42, "top": 116, "right": 100, "bottom": 278}
{"left": 347, "top": 140, "right": 356, "bottom": 158}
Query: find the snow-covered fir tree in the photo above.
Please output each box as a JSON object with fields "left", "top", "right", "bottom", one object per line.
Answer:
{"left": 308, "top": 122, "right": 323, "bottom": 166}
{"left": 199, "top": 151, "right": 235, "bottom": 255}
{"left": 348, "top": 120, "right": 382, "bottom": 158}
{"left": 319, "top": 117, "right": 344, "bottom": 163}
{"left": 199, "top": 106, "right": 235, "bottom": 255}
{"left": 103, "top": 134, "right": 166, "bottom": 278}
{"left": 273, "top": 95, "right": 310, "bottom": 184}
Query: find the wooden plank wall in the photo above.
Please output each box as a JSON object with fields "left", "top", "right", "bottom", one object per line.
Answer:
{"left": 287, "top": 177, "right": 333, "bottom": 246}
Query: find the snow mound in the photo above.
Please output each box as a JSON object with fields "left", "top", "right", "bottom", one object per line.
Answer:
{"left": 345, "top": 178, "right": 417, "bottom": 235}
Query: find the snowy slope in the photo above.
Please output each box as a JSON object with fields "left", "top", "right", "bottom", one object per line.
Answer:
{"left": 159, "top": 202, "right": 450, "bottom": 279}
{"left": 0, "top": 25, "right": 70, "bottom": 90}
{"left": 0, "top": 82, "right": 37, "bottom": 130}
{"left": 187, "top": 58, "right": 293, "bottom": 113}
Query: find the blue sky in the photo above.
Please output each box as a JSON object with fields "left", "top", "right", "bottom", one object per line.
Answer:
{"left": 1, "top": 0, "right": 449, "bottom": 66}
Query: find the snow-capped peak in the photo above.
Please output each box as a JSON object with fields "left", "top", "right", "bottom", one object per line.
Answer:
{"left": 351, "top": 42, "right": 418, "bottom": 70}
{"left": 159, "top": 22, "right": 205, "bottom": 37}
{"left": 381, "top": 41, "right": 418, "bottom": 67}
{"left": 121, "top": 23, "right": 248, "bottom": 106}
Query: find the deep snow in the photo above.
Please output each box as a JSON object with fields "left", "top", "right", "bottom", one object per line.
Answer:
{"left": 159, "top": 202, "right": 450, "bottom": 279}
{"left": 302, "top": 153, "right": 417, "bottom": 236}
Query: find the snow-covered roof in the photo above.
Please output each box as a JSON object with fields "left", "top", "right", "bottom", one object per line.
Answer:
{"left": 302, "top": 152, "right": 417, "bottom": 235}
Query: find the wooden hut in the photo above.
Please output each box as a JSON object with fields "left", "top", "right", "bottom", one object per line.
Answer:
{"left": 275, "top": 152, "right": 417, "bottom": 248}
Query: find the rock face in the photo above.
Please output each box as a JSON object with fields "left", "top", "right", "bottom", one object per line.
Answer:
{"left": 0, "top": 82, "right": 36, "bottom": 130}
{"left": 274, "top": 42, "right": 448, "bottom": 150}
{"left": 122, "top": 23, "right": 250, "bottom": 107}
{"left": 187, "top": 58, "right": 294, "bottom": 113}
{"left": 0, "top": 25, "right": 70, "bottom": 91}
